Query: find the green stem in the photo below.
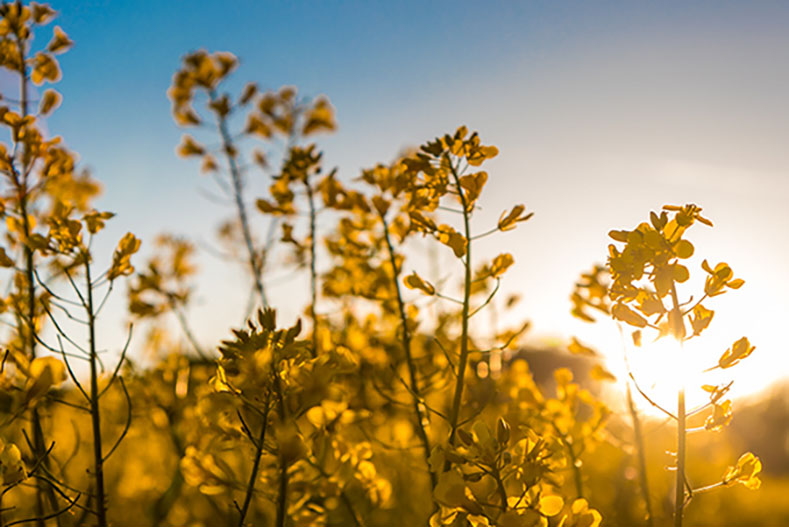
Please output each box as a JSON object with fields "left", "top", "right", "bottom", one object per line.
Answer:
{"left": 379, "top": 210, "right": 435, "bottom": 489}
{"left": 17, "top": 39, "right": 44, "bottom": 526}
{"left": 171, "top": 299, "right": 207, "bottom": 360}
{"left": 276, "top": 459, "right": 289, "bottom": 527}
{"left": 553, "top": 423, "right": 583, "bottom": 499}
{"left": 337, "top": 487, "right": 363, "bottom": 527}
{"left": 273, "top": 372, "right": 289, "bottom": 527}
{"left": 16, "top": 44, "right": 60, "bottom": 527}
{"left": 626, "top": 384, "right": 654, "bottom": 527}
{"left": 674, "top": 388, "right": 686, "bottom": 527}
{"left": 23, "top": 199, "right": 52, "bottom": 527}
{"left": 303, "top": 178, "right": 318, "bottom": 357}
{"left": 150, "top": 418, "right": 185, "bottom": 524}
{"left": 84, "top": 256, "right": 108, "bottom": 527}
{"left": 493, "top": 470, "right": 508, "bottom": 513}
{"left": 670, "top": 284, "right": 686, "bottom": 527}
{"left": 571, "top": 451, "right": 583, "bottom": 499}
{"left": 446, "top": 161, "right": 473, "bottom": 449}
{"left": 690, "top": 481, "right": 724, "bottom": 494}
{"left": 237, "top": 393, "right": 272, "bottom": 527}
{"left": 304, "top": 456, "right": 363, "bottom": 526}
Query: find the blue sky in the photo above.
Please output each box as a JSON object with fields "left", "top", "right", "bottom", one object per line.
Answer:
{"left": 27, "top": 1, "right": 789, "bottom": 397}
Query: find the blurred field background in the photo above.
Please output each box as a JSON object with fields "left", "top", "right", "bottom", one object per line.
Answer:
{"left": 0, "top": 2, "right": 786, "bottom": 526}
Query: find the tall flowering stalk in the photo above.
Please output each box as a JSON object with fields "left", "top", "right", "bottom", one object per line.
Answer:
{"left": 604, "top": 204, "right": 761, "bottom": 526}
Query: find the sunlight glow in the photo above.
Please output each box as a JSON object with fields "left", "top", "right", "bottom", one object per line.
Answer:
{"left": 604, "top": 331, "right": 730, "bottom": 417}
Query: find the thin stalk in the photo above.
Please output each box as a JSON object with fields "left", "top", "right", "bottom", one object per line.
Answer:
{"left": 212, "top": 92, "right": 268, "bottom": 308}
{"left": 171, "top": 300, "right": 208, "bottom": 360}
{"left": 150, "top": 422, "right": 185, "bottom": 524}
{"left": 689, "top": 481, "right": 724, "bottom": 495}
{"left": 379, "top": 210, "right": 435, "bottom": 489}
{"left": 273, "top": 372, "right": 289, "bottom": 527}
{"left": 446, "top": 161, "right": 473, "bottom": 448}
{"left": 670, "top": 283, "right": 686, "bottom": 527}
{"left": 291, "top": 456, "right": 364, "bottom": 525}
{"left": 493, "top": 470, "right": 508, "bottom": 513}
{"left": 236, "top": 392, "right": 272, "bottom": 527}
{"left": 25, "top": 219, "right": 51, "bottom": 527}
{"left": 337, "top": 486, "right": 363, "bottom": 527}
{"left": 276, "top": 458, "right": 289, "bottom": 527}
{"left": 552, "top": 423, "right": 583, "bottom": 499}
{"left": 674, "top": 388, "right": 686, "bottom": 527}
{"left": 626, "top": 384, "right": 654, "bottom": 527}
{"left": 18, "top": 39, "right": 44, "bottom": 524}
{"left": 571, "top": 451, "right": 583, "bottom": 499}
{"left": 303, "top": 178, "right": 318, "bottom": 356}
{"left": 84, "top": 257, "right": 108, "bottom": 527}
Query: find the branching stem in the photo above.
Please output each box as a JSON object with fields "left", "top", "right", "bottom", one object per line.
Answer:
{"left": 212, "top": 91, "right": 268, "bottom": 309}
{"left": 84, "top": 256, "right": 108, "bottom": 527}
{"left": 379, "top": 209, "right": 435, "bottom": 489}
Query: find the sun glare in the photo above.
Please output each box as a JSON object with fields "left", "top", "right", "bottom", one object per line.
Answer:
{"left": 588, "top": 325, "right": 763, "bottom": 419}
{"left": 622, "top": 335, "right": 705, "bottom": 414}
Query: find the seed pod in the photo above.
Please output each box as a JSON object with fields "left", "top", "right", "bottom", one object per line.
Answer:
{"left": 445, "top": 451, "right": 467, "bottom": 465}
{"left": 457, "top": 428, "right": 474, "bottom": 446}
{"left": 497, "top": 417, "right": 511, "bottom": 446}
{"left": 501, "top": 451, "right": 512, "bottom": 467}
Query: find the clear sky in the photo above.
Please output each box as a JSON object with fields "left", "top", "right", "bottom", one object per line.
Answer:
{"left": 27, "top": 1, "right": 789, "bottom": 399}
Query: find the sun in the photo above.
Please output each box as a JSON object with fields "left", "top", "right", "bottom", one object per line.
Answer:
{"left": 565, "top": 243, "right": 781, "bottom": 418}
{"left": 585, "top": 319, "right": 775, "bottom": 420}
{"left": 620, "top": 335, "right": 712, "bottom": 416}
